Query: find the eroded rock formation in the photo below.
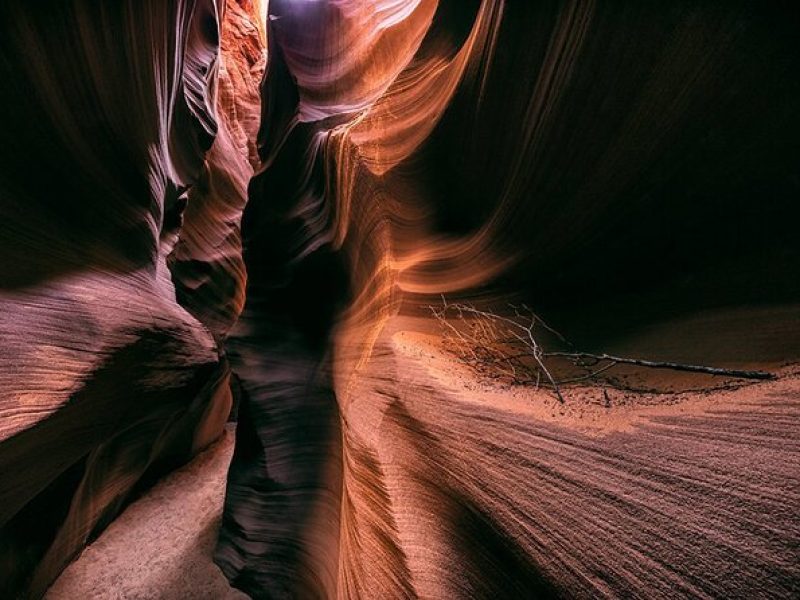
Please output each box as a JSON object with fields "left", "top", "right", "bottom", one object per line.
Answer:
{"left": 216, "top": 1, "right": 799, "bottom": 598}
{"left": 0, "top": 1, "right": 264, "bottom": 597}
{"left": 1, "top": 0, "right": 799, "bottom": 599}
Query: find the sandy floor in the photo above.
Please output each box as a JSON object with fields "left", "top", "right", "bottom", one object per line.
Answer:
{"left": 45, "top": 427, "right": 246, "bottom": 600}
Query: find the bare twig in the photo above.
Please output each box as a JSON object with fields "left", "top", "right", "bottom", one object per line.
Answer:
{"left": 429, "top": 297, "right": 775, "bottom": 404}
{"left": 543, "top": 352, "right": 774, "bottom": 380}
{"left": 430, "top": 298, "right": 566, "bottom": 402}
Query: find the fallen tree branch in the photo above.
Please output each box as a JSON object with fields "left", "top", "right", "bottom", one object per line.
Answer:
{"left": 431, "top": 297, "right": 565, "bottom": 402}
{"left": 544, "top": 352, "right": 774, "bottom": 380}
{"left": 429, "top": 297, "right": 775, "bottom": 403}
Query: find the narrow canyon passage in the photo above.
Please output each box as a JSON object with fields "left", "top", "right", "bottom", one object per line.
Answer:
{"left": 1, "top": 1, "right": 799, "bottom": 599}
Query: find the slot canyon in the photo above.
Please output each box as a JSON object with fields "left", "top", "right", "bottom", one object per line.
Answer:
{"left": 1, "top": 1, "right": 799, "bottom": 598}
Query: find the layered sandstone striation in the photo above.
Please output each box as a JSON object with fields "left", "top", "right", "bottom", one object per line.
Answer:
{"left": 1, "top": 0, "right": 798, "bottom": 599}
{"left": 0, "top": 1, "right": 264, "bottom": 597}
{"left": 216, "top": 1, "right": 799, "bottom": 598}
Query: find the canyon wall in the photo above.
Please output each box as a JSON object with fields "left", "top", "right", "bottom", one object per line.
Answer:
{"left": 0, "top": 1, "right": 264, "bottom": 597}
{"left": 216, "top": 0, "right": 799, "bottom": 598}
{"left": 1, "top": 0, "right": 798, "bottom": 598}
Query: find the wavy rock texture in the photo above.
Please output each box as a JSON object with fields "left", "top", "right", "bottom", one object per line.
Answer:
{"left": 2, "top": 0, "right": 799, "bottom": 599}
{"left": 216, "top": 0, "right": 799, "bottom": 598}
{"left": 170, "top": 0, "right": 266, "bottom": 340}
{"left": 0, "top": 1, "right": 264, "bottom": 598}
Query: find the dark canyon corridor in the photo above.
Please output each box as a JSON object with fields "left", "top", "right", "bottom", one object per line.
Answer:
{"left": 1, "top": 1, "right": 798, "bottom": 599}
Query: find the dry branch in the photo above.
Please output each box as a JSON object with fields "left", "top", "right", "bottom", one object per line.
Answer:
{"left": 429, "top": 297, "right": 775, "bottom": 403}
{"left": 543, "top": 352, "right": 774, "bottom": 380}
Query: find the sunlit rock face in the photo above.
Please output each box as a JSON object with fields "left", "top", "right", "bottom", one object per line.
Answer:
{"left": 216, "top": 0, "right": 799, "bottom": 598}
{"left": 170, "top": 0, "right": 266, "bottom": 340}
{"left": 0, "top": 1, "right": 263, "bottom": 597}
